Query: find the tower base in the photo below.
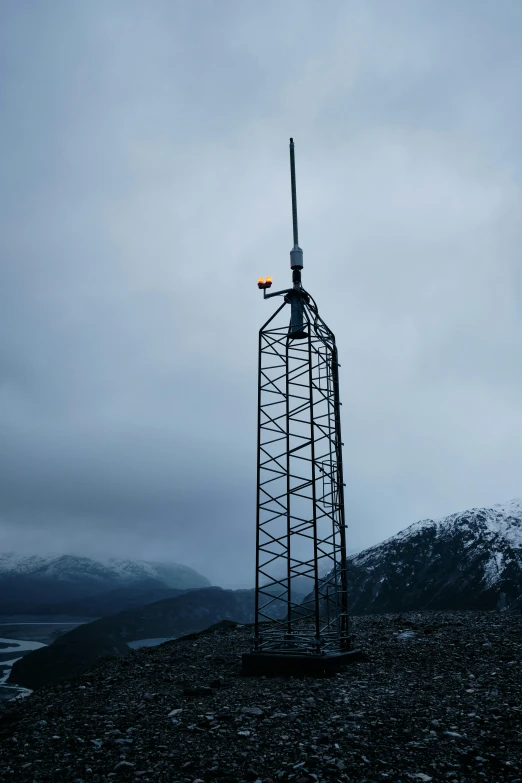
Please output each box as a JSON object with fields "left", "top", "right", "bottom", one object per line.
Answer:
{"left": 242, "top": 649, "right": 366, "bottom": 677}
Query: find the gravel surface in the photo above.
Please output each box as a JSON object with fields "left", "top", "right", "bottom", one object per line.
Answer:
{"left": 1, "top": 611, "right": 521, "bottom": 783}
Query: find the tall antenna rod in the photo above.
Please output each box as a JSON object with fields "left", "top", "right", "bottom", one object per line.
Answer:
{"left": 289, "top": 138, "right": 304, "bottom": 274}
{"left": 290, "top": 138, "right": 299, "bottom": 247}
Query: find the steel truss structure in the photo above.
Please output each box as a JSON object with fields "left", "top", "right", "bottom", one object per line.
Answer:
{"left": 243, "top": 138, "right": 350, "bottom": 673}
{"left": 253, "top": 290, "right": 349, "bottom": 657}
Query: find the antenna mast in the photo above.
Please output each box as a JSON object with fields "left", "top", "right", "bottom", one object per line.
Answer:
{"left": 244, "top": 139, "right": 355, "bottom": 676}
{"left": 289, "top": 138, "right": 304, "bottom": 284}
{"left": 290, "top": 139, "right": 299, "bottom": 246}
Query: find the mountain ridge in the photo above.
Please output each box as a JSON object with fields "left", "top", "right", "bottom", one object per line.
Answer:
{"left": 6, "top": 497, "right": 522, "bottom": 690}
{"left": 342, "top": 498, "right": 522, "bottom": 614}
{"left": 0, "top": 553, "right": 211, "bottom": 606}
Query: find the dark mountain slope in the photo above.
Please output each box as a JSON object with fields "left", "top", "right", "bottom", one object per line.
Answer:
{"left": 0, "top": 583, "right": 189, "bottom": 617}
{"left": 9, "top": 587, "right": 254, "bottom": 690}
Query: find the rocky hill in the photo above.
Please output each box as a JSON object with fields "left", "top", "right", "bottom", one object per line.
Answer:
{"left": 1, "top": 611, "right": 521, "bottom": 782}
{"left": 0, "top": 553, "right": 210, "bottom": 608}
{"left": 337, "top": 499, "right": 522, "bottom": 614}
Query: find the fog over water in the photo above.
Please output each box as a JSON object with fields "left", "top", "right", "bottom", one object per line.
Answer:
{"left": 1, "top": 1, "right": 522, "bottom": 585}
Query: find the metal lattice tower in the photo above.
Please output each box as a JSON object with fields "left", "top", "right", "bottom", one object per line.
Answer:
{"left": 243, "top": 139, "right": 352, "bottom": 676}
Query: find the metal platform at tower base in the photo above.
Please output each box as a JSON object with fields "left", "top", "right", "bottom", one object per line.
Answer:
{"left": 242, "top": 649, "right": 366, "bottom": 678}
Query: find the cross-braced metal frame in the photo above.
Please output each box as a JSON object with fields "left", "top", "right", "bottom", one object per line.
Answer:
{"left": 253, "top": 290, "right": 349, "bottom": 656}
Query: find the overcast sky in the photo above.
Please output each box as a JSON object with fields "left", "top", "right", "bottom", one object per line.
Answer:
{"left": 1, "top": 0, "right": 521, "bottom": 586}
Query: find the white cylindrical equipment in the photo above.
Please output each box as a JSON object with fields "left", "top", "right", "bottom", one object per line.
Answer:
{"left": 290, "top": 245, "right": 303, "bottom": 269}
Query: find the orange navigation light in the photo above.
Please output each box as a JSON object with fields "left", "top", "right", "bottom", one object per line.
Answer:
{"left": 258, "top": 277, "right": 264, "bottom": 284}
{"left": 265, "top": 276, "right": 273, "bottom": 285}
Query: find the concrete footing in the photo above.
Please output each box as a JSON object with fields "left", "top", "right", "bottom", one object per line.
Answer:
{"left": 241, "top": 649, "right": 366, "bottom": 677}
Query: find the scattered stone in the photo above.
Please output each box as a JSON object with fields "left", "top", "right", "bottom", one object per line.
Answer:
{"left": 114, "top": 761, "right": 135, "bottom": 771}
{"left": 1, "top": 611, "right": 521, "bottom": 782}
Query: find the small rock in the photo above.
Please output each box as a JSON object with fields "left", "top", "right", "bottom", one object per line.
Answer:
{"left": 184, "top": 685, "right": 213, "bottom": 697}
{"left": 241, "top": 707, "right": 263, "bottom": 716}
{"left": 168, "top": 708, "right": 183, "bottom": 717}
{"left": 114, "top": 761, "right": 135, "bottom": 771}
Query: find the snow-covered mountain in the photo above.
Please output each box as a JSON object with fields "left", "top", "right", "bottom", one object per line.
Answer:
{"left": 345, "top": 499, "right": 522, "bottom": 613}
{"left": 0, "top": 553, "right": 210, "bottom": 607}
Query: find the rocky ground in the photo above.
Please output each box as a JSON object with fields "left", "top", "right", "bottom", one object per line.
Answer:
{"left": 1, "top": 611, "right": 521, "bottom": 783}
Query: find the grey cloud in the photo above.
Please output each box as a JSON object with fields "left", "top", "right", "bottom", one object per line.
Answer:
{"left": 1, "top": 0, "right": 522, "bottom": 585}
